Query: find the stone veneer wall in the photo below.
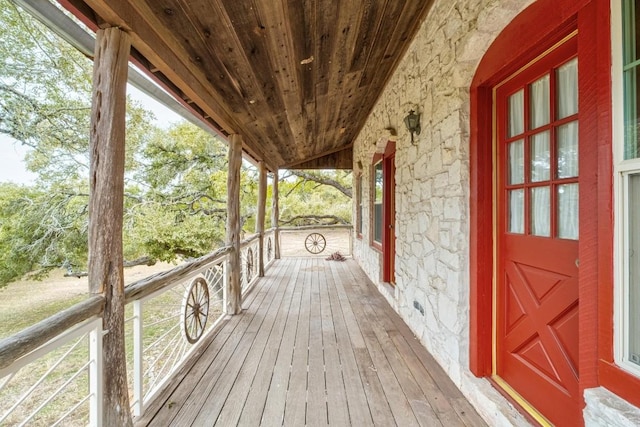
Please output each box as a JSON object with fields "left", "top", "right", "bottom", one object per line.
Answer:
{"left": 352, "top": 0, "right": 534, "bottom": 425}
{"left": 353, "top": 0, "right": 640, "bottom": 424}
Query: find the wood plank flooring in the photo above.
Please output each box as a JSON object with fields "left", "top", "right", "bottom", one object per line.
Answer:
{"left": 136, "top": 258, "right": 487, "bottom": 427}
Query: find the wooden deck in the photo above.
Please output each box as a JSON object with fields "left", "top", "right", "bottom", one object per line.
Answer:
{"left": 136, "top": 258, "right": 487, "bottom": 426}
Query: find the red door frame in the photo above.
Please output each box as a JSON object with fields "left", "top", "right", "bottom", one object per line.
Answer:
{"left": 372, "top": 141, "right": 396, "bottom": 284}
{"left": 383, "top": 149, "right": 396, "bottom": 283}
{"left": 468, "top": 0, "right": 622, "bottom": 417}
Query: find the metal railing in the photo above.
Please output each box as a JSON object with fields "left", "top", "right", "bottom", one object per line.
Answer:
{"left": 0, "top": 225, "right": 347, "bottom": 425}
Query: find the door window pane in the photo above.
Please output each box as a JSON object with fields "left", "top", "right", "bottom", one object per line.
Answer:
{"left": 558, "top": 121, "right": 579, "bottom": 178}
{"left": 557, "top": 58, "right": 578, "bottom": 119}
{"left": 624, "top": 0, "right": 640, "bottom": 159}
{"left": 558, "top": 184, "right": 579, "bottom": 239}
{"left": 531, "top": 131, "right": 551, "bottom": 182}
{"left": 373, "top": 162, "right": 383, "bottom": 244}
{"left": 508, "top": 189, "right": 524, "bottom": 234}
{"left": 508, "top": 140, "right": 525, "bottom": 184}
{"left": 531, "top": 186, "right": 551, "bottom": 237}
{"left": 530, "top": 74, "right": 550, "bottom": 129}
{"left": 509, "top": 89, "right": 525, "bottom": 137}
{"left": 629, "top": 174, "right": 640, "bottom": 366}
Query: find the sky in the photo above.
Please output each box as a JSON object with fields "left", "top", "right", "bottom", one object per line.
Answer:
{"left": 0, "top": 84, "right": 183, "bottom": 185}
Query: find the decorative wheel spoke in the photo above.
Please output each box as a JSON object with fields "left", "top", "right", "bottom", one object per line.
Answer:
{"left": 181, "top": 277, "right": 210, "bottom": 344}
{"left": 305, "top": 233, "right": 326, "bottom": 254}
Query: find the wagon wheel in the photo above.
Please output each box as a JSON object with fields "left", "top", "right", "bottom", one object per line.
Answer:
{"left": 267, "top": 237, "right": 273, "bottom": 260}
{"left": 246, "top": 248, "right": 254, "bottom": 279}
{"left": 182, "top": 277, "right": 209, "bottom": 344}
{"left": 305, "top": 232, "right": 326, "bottom": 254}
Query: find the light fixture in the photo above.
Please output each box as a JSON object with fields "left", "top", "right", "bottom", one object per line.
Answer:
{"left": 404, "top": 110, "right": 421, "bottom": 145}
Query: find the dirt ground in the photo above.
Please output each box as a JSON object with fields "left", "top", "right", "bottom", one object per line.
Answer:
{"left": 0, "top": 262, "right": 176, "bottom": 338}
{"left": 0, "top": 228, "right": 351, "bottom": 338}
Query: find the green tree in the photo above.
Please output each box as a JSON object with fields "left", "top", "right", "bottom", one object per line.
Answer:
{"left": 0, "top": 1, "right": 352, "bottom": 286}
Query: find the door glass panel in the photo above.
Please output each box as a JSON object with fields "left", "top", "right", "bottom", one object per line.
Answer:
{"left": 508, "top": 140, "right": 525, "bottom": 184}
{"left": 509, "top": 189, "right": 524, "bottom": 234}
{"left": 558, "top": 184, "right": 579, "bottom": 239}
{"left": 531, "top": 186, "right": 551, "bottom": 237}
{"left": 530, "top": 74, "right": 550, "bottom": 129}
{"left": 509, "top": 89, "right": 525, "bottom": 137}
{"left": 558, "top": 121, "right": 579, "bottom": 178}
{"left": 531, "top": 131, "right": 551, "bottom": 182}
{"left": 557, "top": 58, "right": 578, "bottom": 119}
{"left": 629, "top": 173, "right": 640, "bottom": 366}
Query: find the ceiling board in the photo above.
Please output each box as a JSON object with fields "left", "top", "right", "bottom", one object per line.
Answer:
{"left": 68, "top": 0, "right": 434, "bottom": 169}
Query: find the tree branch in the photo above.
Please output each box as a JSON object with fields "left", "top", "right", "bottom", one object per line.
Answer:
{"left": 285, "top": 170, "right": 352, "bottom": 198}
{"left": 279, "top": 214, "right": 349, "bottom": 226}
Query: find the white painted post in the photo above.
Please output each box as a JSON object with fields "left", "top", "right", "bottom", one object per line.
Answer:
{"left": 223, "top": 258, "right": 229, "bottom": 315}
{"left": 349, "top": 227, "right": 353, "bottom": 256}
{"left": 271, "top": 170, "right": 281, "bottom": 260}
{"left": 89, "top": 321, "right": 103, "bottom": 427}
{"left": 132, "top": 300, "right": 143, "bottom": 417}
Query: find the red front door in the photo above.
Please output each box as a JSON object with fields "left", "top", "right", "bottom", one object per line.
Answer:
{"left": 495, "top": 37, "right": 580, "bottom": 426}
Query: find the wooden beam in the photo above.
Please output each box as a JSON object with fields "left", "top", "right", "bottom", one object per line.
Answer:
{"left": 226, "top": 134, "right": 243, "bottom": 314}
{"left": 0, "top": 296, "right": 104, "bottom": 372}
{"left": 284, "top": 146, "right": 353, "bottom": 170}
{"left": 256, "top": 161, "right": 267, "bottom": 277}
{"left": 88, "top": 27, "right": 132, "bottom": 427}
{"left": 271, "top": 170, "right": 281, "bottom": 260}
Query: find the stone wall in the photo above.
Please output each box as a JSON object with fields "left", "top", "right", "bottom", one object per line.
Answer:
{"left": 351, "top": 0, "right": 533, "bottom": 425}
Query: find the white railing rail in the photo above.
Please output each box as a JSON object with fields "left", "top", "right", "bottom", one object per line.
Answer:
{"left": 240, "top": 234, "right": 260, "bottom": 294}
{"left": 0, "top": 314, "right": 103, "bottom": 426}
{"left": 0, "top": 224, "right": 329, "bottom": 425}
{"left": 123, "top": 246, "right": 232, "bottom": 417}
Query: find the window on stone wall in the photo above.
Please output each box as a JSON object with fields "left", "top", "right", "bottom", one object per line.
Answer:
{"left": 356, "top": 174, "right": 363, "bottom": 236}
{"left": 619, "top": 0, "right": 640, "bottom": 376}
{"left": 372, "top": 160, "right": 383, "bottom": 245}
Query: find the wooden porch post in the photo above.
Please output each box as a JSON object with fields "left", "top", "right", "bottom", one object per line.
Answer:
{"left": 226, "top": 134, "right": 243, "bottom": 314}
{"left": 88, "top": 27, "right": 132, "bottom": 427}
{"left": 256, "top": 161, "right": 267, "bottom": 277}
{"left": 271, "top": 170, "right": 281, "bottom": 259}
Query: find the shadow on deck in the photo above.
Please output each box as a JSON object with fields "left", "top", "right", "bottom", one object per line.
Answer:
{"left": 135, "top": 258, "right": 486, "bottom": 426}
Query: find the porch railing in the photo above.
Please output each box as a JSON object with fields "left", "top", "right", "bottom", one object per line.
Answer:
{"left": 0, "top": 225, "right": 345, "bottom": 425}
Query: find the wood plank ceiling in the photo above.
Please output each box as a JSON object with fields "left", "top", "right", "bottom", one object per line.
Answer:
{"left": 63, "top": 0, "right": 434, "bottom": 171}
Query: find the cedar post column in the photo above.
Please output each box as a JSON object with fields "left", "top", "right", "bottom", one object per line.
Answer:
{"left": 256, "top": 161, "right": 267, "bottom": 277}
{"left": 271, "top": 170, "right": 281, "bottom": 259}
{"left": 88, "top": 27, "right": 132, "bottom": 427}
{"left": 226, "top": 134, "right": 243, "bottom": 314}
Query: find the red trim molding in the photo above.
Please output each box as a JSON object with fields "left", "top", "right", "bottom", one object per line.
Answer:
{"left": 470, "top": 0, "right": 614, "bottom": 413}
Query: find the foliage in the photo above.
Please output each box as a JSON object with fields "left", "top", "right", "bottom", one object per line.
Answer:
{"left": 0, "top": 1, "right": 352, "bottom": 287}
{"left": 279, "top": 170, "right": 352, "bottom": 225}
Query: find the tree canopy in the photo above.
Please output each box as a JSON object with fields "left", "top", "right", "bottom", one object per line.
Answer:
{"left": 0, "top": 1, "right": 352, "bottom": 286}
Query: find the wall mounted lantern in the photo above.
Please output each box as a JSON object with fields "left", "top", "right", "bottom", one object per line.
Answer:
{"left": 404, "top": 110, "right": 421, "bottom": 145}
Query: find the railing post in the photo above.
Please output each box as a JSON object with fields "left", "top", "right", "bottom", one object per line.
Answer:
{"left": 223, "top": 258, "right": 229, "bottom": 314}
{"left": 349, "top": 227, "right": 353, "bottom": 256}
{"left": 226, "top": 134, "right": 243, "bottom": 314}
{"left": 88, "top": 27, "right": 132, "bottom": 426}
{"left": 89, "top": 321, "right": 103, "bottom": 427}
{"left": 132, "top": 300, "right": 143, "bottom": 417}
{"left": 256, "top": 161, "right": 267, "bottom": 277}
{"left": 271, "top": 169, "right": 281, "bottom": 260}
